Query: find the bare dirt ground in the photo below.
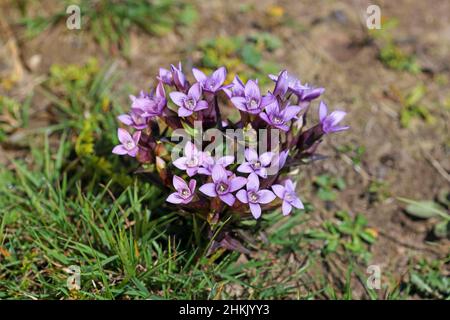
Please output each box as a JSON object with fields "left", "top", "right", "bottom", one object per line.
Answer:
{"left": 1, "top": 0, "right": 449, "bottom": 298}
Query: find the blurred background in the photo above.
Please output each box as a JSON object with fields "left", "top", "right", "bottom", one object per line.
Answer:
{"left": 0, "top": 0, "right": 448, "bottom": 299}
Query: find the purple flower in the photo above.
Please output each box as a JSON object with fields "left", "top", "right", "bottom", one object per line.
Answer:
{"left": 223, "top": 76, "right": 245, "bottom": 99}
{"left": 117, "top": 111, "right": 148, "bottom": 130}
{"left": 319, "top": 101, "right": 349, "bottom": 134}
{"left": 166, "top": 175, "right": 196, "bottom": 204}
{"left": 271, "top": 179, "right": 304, "bottom": 216}
{"left": 269, "top": 71, "right": 324, "bottom": 104}
{"left": 171, "top": 62, "right": 188, "bottom": 91}
{"left": 169, "top": 83, "right": 209, "bottom": 117}
{"left": 173, "top": 141, "right": 207, "bottom": 176}
{"left": 272, "top": 70, "right": 289, "bottom": 97}
{"left": 157, "top": 67, "right": 173, "bottom": 85}
{"left": 259, "top": 101, "right": 302, "bottom": 132}
{"left": 230, "top": 80, "right": 273, "bottom": 114}
{"left": 199, "top": 165, "right": 247, "bottom": 206}
{"left": 131, "top": 82, "right": 166, "bottom": 118}
{"left": 271, "top": 149, "right": 289, "bottom": 171}
{"left": 198, "top": 155, "right": 234, "bottom": 176}
{"left": 112, "top": 128, "right": 141, "bottom": 157}
{"left": 237, "top": 148, "right": 273, "bottom": 178}
{"left": 192, "top": 67, "right": 227, "bottom": 93}
{"left": 236, "top": 173, "right": 276, "bottom": 219}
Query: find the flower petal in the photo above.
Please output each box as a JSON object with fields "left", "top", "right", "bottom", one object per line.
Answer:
{"left": 188, "top": 82, "right": 202, "bottom": 101}
{"left": 117, "top": 128, "right": 132, "bottom": 145}
{"left": 249, "top": 203, "right": 262, "bottom": 219}
{"left": 282, "top": 106, "right": 301, "bottom": 121}
{"left": 166, "top": 193, "right": 184, "bottom": 204}
{"left": 112, "top": 145, "right": 128, "bottom": 155}
{"left": 319, "top": 101, "right": 328, "bottom": 122}
{"left": 192, "top": 68, "right": 207, "bottom": 83}
{"left": 246, "top": 173, "right": 260, "bottom": 191}
{"left": 291, "top": 197, "right": 304, "bottom": 209}
{"left": 118, "top": 114, "right": 133, "bottom": 126}
{"left": 173, "top": 157, "right": 187, "bottom": 170}
{"left": 169, "top": 92, "right": 187, "bottom": 107}
{"left": 271, "top": 184, "right": 285, "bottom": 199}
{"left": 237, "top": 162, "right": 253, "bottom": 173}
{"left": 231, "top": 97, "right": 248, "bottom": 112}
{"left": 194, "top": 100, "right": 209, "bottom": 111}
{"left": 244, "top": 79, "right": 260, "bottom": 101}
{"left": 282, "top": 201, "right": 292, "bottom": 216}
{"left": 211, "top": 164, "right": 227, "bottom": 183}
{"left": 229, "top": 176, "right": 247, "bottom": 192}
{"left": 188, "top": 179, "right": 196, "bottom": 193}
{"left": 245, "top": 148, "right": 258, "bottom": 162}
{"left": 178, "top": 107, "right": 193, "bottom": 117}
{"left": 236, "top": 189, "right": 248, "bottom": 203}
{"left": 259, "top": 152, "right": 273, "bottom": 166}
{"left": 219, "top": 193, "right": 235, "bottom": 206}
{"left": 173, "top": 175, "right": 188, "bottom": 191}
{"left": 199, "top": 183, "right": 217, "bottom": 197}
{"left": 257, "top": 190, "right": 276, "bottom": 204}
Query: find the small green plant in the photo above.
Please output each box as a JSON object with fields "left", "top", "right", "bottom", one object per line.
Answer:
{"left": 20, "top": 0, "right": 197, "bottom": 56}
{"left": 306, "top": 211, "right": 376, "bottom": 261}
{"left": 0, "top": 95, "right": 32, "bottom": 143}
{"left": 398, "top": 85, "right": 434, "bottom": 128}
{"left": 370, "top": 18, "right": 421, "bottom": 74}
{"left": 313, "top": 174, "right": 346, "bottom": 202}
{"left": 398, "top": 190, "right": 450, "bottom": 239}
{"left": 404, "top": 258, "right": 450, "bottom": 299}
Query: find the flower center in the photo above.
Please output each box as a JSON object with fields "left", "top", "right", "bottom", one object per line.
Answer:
{"left": 252, "top": 160, "right": 261, "bottom": 169}
{"left": 181, "top": 189, "right": 190, "bottom": 197}
{"left": 185, "top": 98, "right": 196, "bottom": 110}
{"left": 249, "top": 191, "right": 259, "bottom": 203}
{"left": 272, "top": 115, "right": 283, "bottom": 124}
{"left": 186, "top": 157, "right": 198, "bottom": 167}
{"left": 125, "top": 140, "right": 134, "bottom": 150}
{"left": 248, "top": 99, "right": 258, "bottom": 110}
{"left": 208, "top": 81, "right": 216, "bottom": 90}
{"left": 285, "top": 192, "right": 295, "bottom": 202}
{"left": 216, "top": 182, "right": 228, "bottom": 194}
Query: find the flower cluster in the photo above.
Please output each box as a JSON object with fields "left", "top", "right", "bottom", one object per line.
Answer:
{"left": 113, "top": 64, "right": 348, "bottom": 223}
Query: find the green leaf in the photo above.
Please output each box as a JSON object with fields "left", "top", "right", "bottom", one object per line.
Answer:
{"left": 398, "top": 198, "right": 445, "bottom": 219}
{"left": 240, "top": 44, "right": 261, "bottom": 68}
{"left": 433, "top": 221, "right": 449, "bottom": 239}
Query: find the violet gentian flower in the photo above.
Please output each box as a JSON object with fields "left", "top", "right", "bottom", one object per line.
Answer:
{"left": 131, "top": 82, "right": 166, "bottom": 118}
{"left": 117, "top": 111, "right": 148, "bottom": 130}
{"left": 319, "top": 101, "right": 349, "bottom": 134}
{"left": 271, "top": 149, "right": 289, "bottom": 171}
{"left": 166, "top": 175, "right": 196, "bottom": 204}
{"left": 173, "top": 141, "right": 207, "bottom": 176}
{"left": 259, "top": 101, "right": 302, "bottom": 132}
{"left": 223, "top": 75, "right": 245, "bottom": 99}
{"left": 171, "top": 62, "right": 188, "bottom": 91}
{"left": 199, "top": 165, "right": 247, "bottom": 206}
{"left": 112, "top": 128, "right": 141, "bottom": 157}
{"left": 157, "top": 67, "right": 173, "bottom": 85}
{"left": 237, "top": 148, "right": 273, "bottom": 178}
{"left": 169, "top": 83, "right": 209, "bottom": 117}
{"left": 269, "top": 71, "right": 324, "bottom": 105}
{"left": 231, "top": 80, "right": 273, "bottom": 114}
{"left": 192, "top": 67, "right": 227, "bottom": 93}
{"left": 272, "top": 70, "right": 289, "bottom": 97}
{"left": 198, "top": 155, "right": 234, "bottom": 176}
{"left": 271, "top": 179, "right": 304, "bottom": 216}
{"left": 236, "top": 173, "right": 276, "bottom": 219}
